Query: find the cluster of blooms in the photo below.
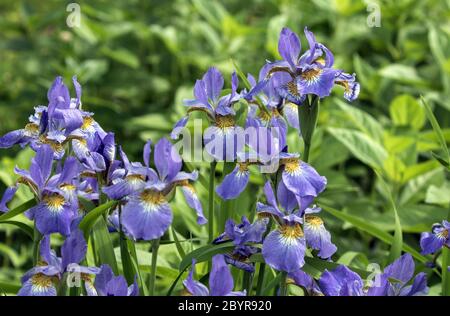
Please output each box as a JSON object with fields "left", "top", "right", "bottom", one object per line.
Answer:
{"left": 0, "top": 27, "right": 431, "bottom": 296}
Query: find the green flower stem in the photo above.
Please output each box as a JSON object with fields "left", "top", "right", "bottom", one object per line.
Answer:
{"left": 278, "top": 271, "right": 288, "bottom": 296}
{"left": 243, "top": 271, "right": 253, "bottom": 295}
{"left": 298, "top": 96, "right": 320, "bottom": 163}
{"left": 32, "top": 225, "right": 42, "bottom": 266}
{"left": 149, "top": 238, "right": 160, "bottom": 296}
{"left": 208, "top": 161, "right": 217, "bottom": 243}
{"left": 255, "top": 219, "right": 273, "bottom": 296}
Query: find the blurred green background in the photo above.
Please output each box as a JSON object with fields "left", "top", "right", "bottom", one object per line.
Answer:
{"left": 1, "top": 0, "right": 450, "bottom": 294}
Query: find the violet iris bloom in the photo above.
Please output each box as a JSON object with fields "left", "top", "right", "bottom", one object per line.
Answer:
{"left": 14, "top": 145, "right": 79, "bottom": 235}
{"left": 18, "top": 228, "right": 100, "bottom": 296}
{"left": 171, "top": 67, "right": 242, "bottom": 161}
{"left": 213, "top": 216, "right": 268, "bottom": 272}
{"left": 117, "top": 138, "right": 206, "bottom": 240}
{"left": 182, "top": 255, "right": 246, "bottom": 296}
{"left": 92, "top": 264, "right": 138, "bottom": 296}
{"left": 0, "top": 76, "right": 84, "bottom": 159}
{"left": 248, "top": 27, "right": 360, "bottom": 104}
{"left": 258, "top": 181, "right": 336, "bottom": 273}
{"left": 318, "top": 254, "right": 428, "bottom": 296}
{"left": 420, "top": 220, "right": 450, "bottom": 255}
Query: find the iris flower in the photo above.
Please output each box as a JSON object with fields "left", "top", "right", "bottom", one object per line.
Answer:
{"left": 92, "top": 264, "right": 138, "bottom": 296}
{"left": 182, "top": 255, "right": 246, "bottom": 296}
{"left": 0, "top": 76, "right": 84, "bottom": 159}
{"left": 171, "top": 67, "right": 243, "bottom": 161}
{"left": 249, "top": 27, "right": 360, "bottom": 104}
{"left": 420, "top": 220, "right": 449, "bottom": 255}
{"left": 18, "top": 227, "right": 100, "bottom": 296}
{"left": 213, "top": 216, "right": 268, "bottom": 272}
{"left": 112, "top": 138, "right": 206, "bottom": 240}
{"left": 11, "top": 145, "right": 79, "bottom": 235}
{"left": 318, "top": 254, "right": 428, "bottom": 296}
{"left": 258, "top": 181, "right": 336, "bottom": 273}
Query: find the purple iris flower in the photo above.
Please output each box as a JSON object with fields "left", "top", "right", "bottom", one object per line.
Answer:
{"left": 18, "top": 227, "right": 100, "bottom": 296}
{"left": 213, "top": 216, "right": 268, "bottom": 272}
{"left": 12, "top": 145, "right": 79, "bottom": 236}
{"left": 171, "top": 67, "right": 243, "bottom": 161}
{"left": 288, "top": 269, "right": 323, "bottom": 296}
{"left": 92, "top": 264, "right": 138, "bottom": 296}
{"left": 182, "top": 255, "right": 246, "bottom": 296}
{"left": 420, "top": 220, "right": 450, "bottom": 255}
{"left": 257, "top": 181, "right": 336, "bottom": 273}
{"left": 114, "top": 138, "right": 206, "bottom": 240}
{"left": 0, "top": 76, "right": 84, "bottom": 159}
{"left": 248, "top": 27, "right": 360, "bottom": 104}
{"left": 318, "top": 254, "right": 428, "bottom": 296}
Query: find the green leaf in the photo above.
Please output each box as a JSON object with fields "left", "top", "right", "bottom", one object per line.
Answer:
{"left": 425, "top": 184, "right": 450, "bottom": 206}
{"left": 119, "top": 233, "right": 135, "bottom": 284}
{"left": 92, "top": 218, "right": 119, "bottom": 275}
{"left": 327, "top": 127, "right": 388, "bottom": 169}
{"left": 379, "top": 64, "right": 429, "bottom": 86}
{"left": 179, "top": 242, "right": 234, "bottom": 272}
{"left": 334, "top": 99, "right": 384, "bottom": 143}
{"left": 0, "top": 199, "right": 36, "bottom": 223}
{"left": 0, "top": 220, "right": 33, "bottom": 238}
{"left": 421, "top": 96, "right": 450, "bottom": 166}
{"left": 79, "top": 201, "right": 117, "bottom": 239}
{"left": 320, "top": 203, "right": 428, "bottom": 264}
{"left": 101, "top": 47, "right": 140, "bottom": 69}
{"left": 389, "top": 95, "right": 425, "bottom": 130}
{"left": 375, "top": 171, "right": 403, "bottom": 263}
{"left": 0, "top": 281, "right": 21, "bottom": 294}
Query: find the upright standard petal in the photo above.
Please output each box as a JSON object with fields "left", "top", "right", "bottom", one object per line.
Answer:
{"left": 182, "top": 260, "right": 210, "bottom": 296}
{"left": 278, "top": 27, "right": 301, "bottom": 70}
{"left": 203, "top": 67, "right": 224, "bottom": 104}
{"left": 154, "top": 138, "right": 182, "bottom": 182}
{"left": 209, "top": 255, "right": 234, "bottom": 296}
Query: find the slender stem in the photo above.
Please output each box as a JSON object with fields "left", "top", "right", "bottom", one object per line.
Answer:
{"left": 303, "top": 142, "right": 311, "bottom": 163}
{"left": 278, "top": 271, "right": 288, "bottom": 296}
{"left": 149, "top": 238, "right": 160, "bottom": 296}
{"left": 243, "top": 271, "right": 253, "bottom": 295}
{"left": 208, "top": 161, "right": 217, "bottom": 243}
{"left": 255, "top": 262, "right": 266, "bottom": 296}
{"left": 32, "top": 226, "right": 42, "bottom": 266}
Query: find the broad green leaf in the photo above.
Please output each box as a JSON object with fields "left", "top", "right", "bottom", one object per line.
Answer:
{"left": 320, "top": 203, "right": 428, "bottom": 264}
{"left": 0, "top": 199, "right": 36, "bottom": 223}
{"left": 179, "top": 242, "right": 234, "bottom": 272}
{"left": 389, "top": 95, "right": 425, "bottom": 130}
{"left": 79, "top": 201, "right": 117, "bottom": 239}
{"left": 327, "top": 127, "right": 388, "bottom": 169}
{"left": 92, "top": 218, "right": 119, "bottom": 275}
{"left": 375, "top": 171, "right": 402, "bottom": 263}
{"left": 379, "top": 64, "right": 429, "bottom": 86}
{"left": 0, "top": 281, "right": 21, "bottom": 294}
{"left": 334, "top": 99, "right": 384, "bottom": 142}
{"left": 421, "top": 96, "right": 450, "bottom": 166}
{"left": 425, "top": 183, "right": 450, "bottom": 207}
{"left": 119, "top": 233, "right": 136, "bottom": 284}
{"left": 0, "top": 220, "right": 33, "bottom": 239}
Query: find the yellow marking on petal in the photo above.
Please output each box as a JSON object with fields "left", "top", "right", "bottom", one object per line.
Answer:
{"left": 60, "top": 184, "right": 76, "bottom": 191}
{"left": 301, "top": 68, "right": 323, "bottom": 83}
{"left": 81, "top": 116, "right": 94, "bottom": 130}
{"left": 335, "top": 80, "right": 351, "bottom": 94}
{"left": 43, "top": 194, "right": 66, "bottom": 213}
{"left": 31, "top": 273, "right": 54, "bottom": 292}
{"left": 258, "top": 110, "right": 271, "bottom": 122}
{"left": 438, "top": 229, "right": 449, "bottom": 239}
{"left": 140, "top": 189, "right": 166, "bottom": 212}
{"left": 24, "top": 123, "right": 40, "bottom": 136}
{"left": 181, "top": 288, "right": 193, "bottom": 296}
{"left": 238, "top": 162, "right": 249, "bottom": 172}
{"left": 305, "top": 215, "right": 323, "bottom": 227}
{"left": 39, "top": 135, "right": 64, "bottom": 153}
{"left": 280, "top": 223, "right": 304, "bottom": 239}
{"left": 287, "top": 81, "right": 300, "bottom": 97}
{"left": 282, "top": 158, "right": 301, "bottom": 175}
{"left": 215, "top": 115, "right": 235, "bottom": 129}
